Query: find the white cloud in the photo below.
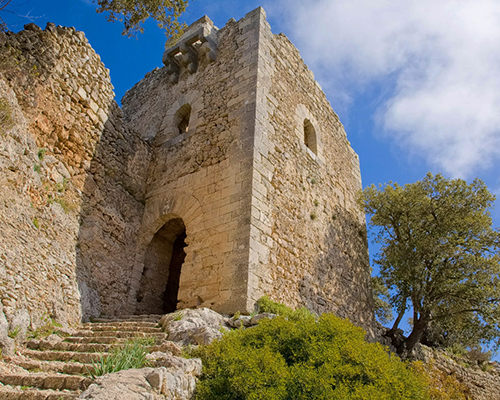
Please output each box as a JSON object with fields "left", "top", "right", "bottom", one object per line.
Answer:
{"left": 269, "top": 0, "right": 500, "bottom": 178}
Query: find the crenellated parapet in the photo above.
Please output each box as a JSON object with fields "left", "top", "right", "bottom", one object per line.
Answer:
{"left": 162, "top": 16, "right": 218, "bottom": 83}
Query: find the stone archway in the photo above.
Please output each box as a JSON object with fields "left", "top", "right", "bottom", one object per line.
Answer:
{"left": 135, "top": 217, "right": 187, "bottom": 314}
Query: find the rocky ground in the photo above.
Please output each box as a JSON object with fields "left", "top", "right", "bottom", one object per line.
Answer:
{"left": 0, "top": 308, "right": 275, "bottom": 399}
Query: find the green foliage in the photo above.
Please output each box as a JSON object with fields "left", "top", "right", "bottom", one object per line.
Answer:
{"left": 371, "top": 276, "right": 393, "bottom": 325}
{"left": 89, "top": 337, "right": 154, "bottom": 377}
{"left": 193, "top": 314, "right": 429, "bottom": 400}
{"left": 33, "top": 163, "right": 41, "bottom": 173}
{"left": 32, "top": 217, "right": 39, "bottom": 229}
{"left": 8, "top": 326, "right": 21, "bottom": 339}
{"left": 95, "top": 0, "right": 189, "bottom": 38}
{"left": 28, "top": 320, "right": 65, "bottom": 340}
{"left": 361, "top": 173, "right": 500, "bottom": 354}
{"left": 256, "top": 295, "right": 314, "bottom": 322}
{"left": 37, "top": 148, "right": 46, "bottom": 160}
{"left": 412, "top": 360, "right": 469, "bottom": 400}
{"left": 310, "top": 212, "right": 317, "bottom": 220}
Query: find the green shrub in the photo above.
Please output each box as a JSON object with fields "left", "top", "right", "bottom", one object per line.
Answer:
{"left": 37, "top": 148, "right": 46, "bottom": 160}
{"left": 193, "top": 314, "right": 429, "bottom": 400}
{"left": 89, "top": 337, "right": 154, "bottom": 378}
{"left": 256, "top": 295, "right": 314, "bottom": 322}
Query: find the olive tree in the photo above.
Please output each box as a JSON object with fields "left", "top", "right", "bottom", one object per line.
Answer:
{"left": 94, "top": 0, "right": 189, "bottom": 37}
{"left": 362, "top": 173, "right": 500, "bottom": 355}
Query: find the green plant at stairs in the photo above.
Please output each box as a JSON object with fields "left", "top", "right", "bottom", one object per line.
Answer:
{"left": 89, "top": 337, "right": 155, "bottom": 378}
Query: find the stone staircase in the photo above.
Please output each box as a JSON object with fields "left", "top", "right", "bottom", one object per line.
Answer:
{"left": 0, "top": 315, "right": 165, "bottom": 399}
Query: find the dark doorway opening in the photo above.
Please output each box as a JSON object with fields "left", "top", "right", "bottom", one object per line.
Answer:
{"left": 136, "top": 218, "right": 187, "bottom": 314}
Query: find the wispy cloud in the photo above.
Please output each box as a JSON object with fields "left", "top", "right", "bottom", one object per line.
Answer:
{"left": 269, "top": 0, "right": 500, "bottom": 178}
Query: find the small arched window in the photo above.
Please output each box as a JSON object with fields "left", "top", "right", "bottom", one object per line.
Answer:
{"left": 304, "top": 119, "right": 317, "bottom": 155}
{"left": 174, "top": 104, "right": 191, "bottom": 135}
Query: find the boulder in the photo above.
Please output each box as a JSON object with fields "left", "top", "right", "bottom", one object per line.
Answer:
{"left": 8, "top": 308, "right": 30, "bottom": 341}
{"left": 78, "top": 366, "right": 198, "bottom": 400}
{"left": 0, "top": 307, "right": 15, "bottom": 357}
{"left": 146, "top": 351, "right": 202, "bottom": 377}
{"left": 160, "top": 308, "right": 229, "bottom": 346}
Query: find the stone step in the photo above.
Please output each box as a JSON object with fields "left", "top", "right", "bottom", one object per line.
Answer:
{"left": 72, "top": 330, "right": 167, "bottom": 339}
{"left": 0, "top": 372, "right": 91, "bottom": 391}
{"left": 81, "top": 321, "right": 160, "bottom": 329}
{"left": 25, "top": 341, "right": 177, "bottom": 357}
{"left": 21, "top": 349, "right": 104, "bottom": 364}
{"left": 77, "top": 325, "right": 162, "bottom": 333}
{"left": 15, "top": 359, "right": 95, "bottom": 376}
{"left": 91, "top": 314, "right": 162, "bottom": 323}
{"left": 64, "top": 336, "right": 121, "bottom": 344}
{"left": 26, "top": 340, "right": 110, "bottom": 353}
{"left": 0, "top": 386, "right": 79, "bottom": 399}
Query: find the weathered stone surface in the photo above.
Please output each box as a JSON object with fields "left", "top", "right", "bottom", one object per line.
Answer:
{"left": 0, "top": 305, "right": 15, "bottom": 357}
{"left": 78, "top": 368, "right": 165, "bottom": 400}
{"left": 146, "top": 351, "right": 202, "bottom": 377}
{"left": 8, "top": 309, "right": 30, "bottom": 341}
{"left": 415, "top": 344, "right": 500, "bottom": 400}
{"left": 160, "top": 308, "right": 228, "bottom": 346}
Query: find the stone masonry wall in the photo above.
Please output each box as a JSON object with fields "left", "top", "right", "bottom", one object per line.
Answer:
{"left": 245, "top": 11, "right": 375, "bottom": 334}
{"left": 122, "top": 11, "right": 267, "bottom": 315}
{"left": 0, "top": 23, "right": 148, "bottom": 328}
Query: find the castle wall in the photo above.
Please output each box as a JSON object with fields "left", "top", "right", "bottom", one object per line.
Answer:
{"left": 245, "top": 12, "right": 375, "bottom": 332}
{"left": 0, "top": 23, "right": 148, "bottom": 327}
{"left": 122, "top": 10, "right": 267, "bottom": 314}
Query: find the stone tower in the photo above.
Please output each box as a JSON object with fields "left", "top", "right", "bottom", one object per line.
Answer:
{"left": 122, "top": 8, "right": 374, "bottom": 331}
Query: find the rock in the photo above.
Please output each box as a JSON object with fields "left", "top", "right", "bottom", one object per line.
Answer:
{"left": 78, "top": 367, "right": 164, "bottom": 400}
{"left": 0, "top": 306, "right": 15, "bottom": 357}
{"left": 9, "top": 309, "right": 30, "bottom": 341}
{"left": 251, "top": 313, "right": 276, "bottom": 325}
{"left": 160, "top": 308, "right": 229, "bottom": 346}
{"left": 78, "top": 366, "right": 198, "bottom": 400}
{"left": 146, "top": 351, "right": 202, "bottom": 377}
{"left": 154, "top": 341, "right": 182, "bottom": 357}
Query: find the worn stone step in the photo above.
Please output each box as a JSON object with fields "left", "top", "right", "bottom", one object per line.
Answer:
{"left": 0, "top": 373, "right": 91, "bottom": 391}
{"left": 64, "top": 336, "right": 120, "bottom": 345}
{"left": 27, "top": 340, "right": 114, "bottom": 353}
{"left": 27, "top": 339, "right": 170, "bottom": 354}
{"left": 91, "top": 314, "right": 162, "bottom": 323}
{"left": 21, "top": 349, "right": 104, "bottom": 364}
{"left": 78, "top": 325, "right": 162, "bottom": 333}
{"left": 0, "top": 386, "right": 79, "bottom": 399}
{"left": 73, "top": 330, "right": 167, "bottom": 339}
{"left": 82, "top": 321, "right": 160, "bottom": 329}
{"left": 14, "top": 359, "right": 95, "bottom": 376}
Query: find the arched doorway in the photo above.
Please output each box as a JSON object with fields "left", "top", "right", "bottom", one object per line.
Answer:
{"left": 135, "top": 218, "right": 187, "bottom": 314}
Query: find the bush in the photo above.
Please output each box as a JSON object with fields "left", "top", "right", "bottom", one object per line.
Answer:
{"left": 193, "top": 314, "right": 429, "bottom": 400}
{"left": 256, "top": 295, "right": 314, "bottom": 322}
{"left": 412, "top": 360, "right": 469, "bottom": 399}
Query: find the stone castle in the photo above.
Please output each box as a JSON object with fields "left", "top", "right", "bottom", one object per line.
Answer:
{"left": 0, "top": 8, "right": 374, "bottom": 336}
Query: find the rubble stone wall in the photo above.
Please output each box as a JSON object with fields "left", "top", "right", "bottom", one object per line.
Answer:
{"left": 417, "top": 345, "right": 500, "bottom": 400}
{"left": 0, "top": 23, "right": 148, "bottom": 328}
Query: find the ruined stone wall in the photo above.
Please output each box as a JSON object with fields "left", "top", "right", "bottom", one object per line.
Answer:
{"left": 122, "top": 11, "right": 268, "bottom": 315}
{"left": 0, "top": 23, "right": 148, "bottom": 328}
{"left": 245, "top": 12, "right": 374, "bottom": 333}
{"left": 417, "top": 345, "right": 500, "bottom": 400}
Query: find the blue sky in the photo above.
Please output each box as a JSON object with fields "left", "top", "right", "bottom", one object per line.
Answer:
{"left": 3, "top": 0, "right": 500, "bottom": 351}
